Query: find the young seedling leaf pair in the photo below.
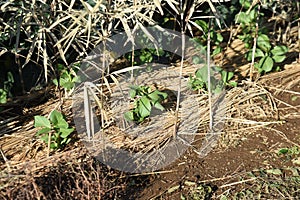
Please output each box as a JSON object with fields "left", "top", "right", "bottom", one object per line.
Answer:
{"left": 53, "top": 64, "right": 81, "bottom": 92}
{"left": 34, "top": 110, "right": 73, "bottom": 149}
{"left": 188, "top": 66, "right": 237, "bottom": 93}
{"left": 254, "top": 35, "right": 288, "bottom": 73}
{"left": 124, "top": 85, "right": 168, "bottom": 123}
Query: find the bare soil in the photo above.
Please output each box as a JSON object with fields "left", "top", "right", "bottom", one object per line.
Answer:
{"left": 137, "top": 69, "right": 300, "bottom": 199}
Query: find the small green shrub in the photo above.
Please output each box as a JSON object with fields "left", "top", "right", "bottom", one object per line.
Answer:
{"left": 34, "top": 110, "right": 73, "bottom": 149}
{"left": 124, "top": 85, "right": 168, "bottom": 123}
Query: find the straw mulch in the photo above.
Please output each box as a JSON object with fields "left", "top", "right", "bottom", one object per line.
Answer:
{"left": 0, "top": 63, "right": 299, "bottom": 196}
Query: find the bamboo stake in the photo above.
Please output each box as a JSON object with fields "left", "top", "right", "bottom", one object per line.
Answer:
{"left": 207, "top": 19, "right": 213, "bottom": 131}
{"left": 250, "top": 4, "right": 260, "bottom": 81}
{"left": 173, "top": 0, "right": 185, "bottom": 139}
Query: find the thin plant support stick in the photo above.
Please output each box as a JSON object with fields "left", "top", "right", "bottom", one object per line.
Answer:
{"left": 101, "top": 40, "right": 106, "bottom": 130}
{"left": 84, "top": 83, "right": 94, "bottom": 141}
{"left": 173, "top": 0, "right": 185, "bottom": 139}
{"left": 131, "top": 44, "right": 135, "bottom": 81}
{"left": 207, "top": 19, "right": 213, "bottom": 131}
{"left": 101, "top": 40, "right": 107, "bottom": 158}
{"left": 250, "top": 5, "right": 260, "bottom": 81}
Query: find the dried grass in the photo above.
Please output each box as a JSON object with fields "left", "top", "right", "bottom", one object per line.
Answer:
{"left": 0, "top": 59, "right": 298, "bottom": 199}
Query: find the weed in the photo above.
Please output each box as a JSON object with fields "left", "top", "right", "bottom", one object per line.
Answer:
{"left": 180, "top": 181, "right": 213, "bottom": 200}
{"left": 278, "top": 146, "right": 300, "bottom": 165}
{"left": 34, "top": 110, "right": 73, "bottom": 149}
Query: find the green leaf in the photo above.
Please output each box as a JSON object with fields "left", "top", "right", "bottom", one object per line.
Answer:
{"left": 236, "top": 12, "right": 250, "bottom": 24}
{"left": 148, "top": 91, "right": 160, "bottom": 102}
{"left": 213, "top": 85, "right": 223, "bottom": 94}
{"left": 227, "top": 71, "right": 234, "bottom": 81}
{"left": 258, "top": 56, "right": 274, "bottom": 73}
{"left": 220, "top": 70, "right": 234, "bottom": 83}
{"left": 0, "top": 89, "right": 7, "bottom": 104}
{"left": 50, "top": 142, "right": 58, "bottom": 149}
{"left": 149, "top": 90, "right": 168, "bottom": 102}
{"left": 257, "top": 34, "right": 271, "bottom": 53}
{"left": 60, "top": 128, "right": 74, "bottom": 138}
{"left": 255, "top": 48, "right": 265, "bottom": 58}
{"left": 156, "top": 91, "right": 168, "bottom": 99}
{"left": 229, "top": 81, "right": 238, "bottom": 87}
{"left": 291, "top": 96, "right": 298, "bottom": 101}
{"left": 195, "top": 20, "right": 208, "bottom": 33}
{"left": 129, "top": 89, "right": 136, "bottom": 98}
{"left": 61, "top": 80, "right": 74, "bottom": 90}
{"left": 124, "top": 111, "right": 135, "bottom": 121}
{"left": 40, "top": 134, "right": 49, "bottom": 143}
{"left": 244, "top": 41, "right": 251, "bottom": 49}
{"left": 56, "top": 119, "right": 69, "bottom": 129}
{"left": 272, "top": 55, "right": 286, "bottom": 63}
{"left": 138, "top": 96, "right": 151, "bottom": 118}
{"left": 53, "top": 79, "right": 58, "bottom": 86}
{"left": 246, "top": 48, "right": 265, "bottom": 61}
{"left": 34, "top": 116, "right": 51, "bottom": 128}
{"left": 50, "top": 110, "right": 64, "bottom": 125}
{"left": 154, "top": 102, "right": 165, "bottom": 111}
{"left": 240, "top": 0, "right": 251, "bottom": 9}
{"left": 271, "top": 45, "right": 288, "bottom": 56}
{"left": 192, "top": 56, "right": 203, "bottom": 64}
{"left": 72, "top": 75, "right": 81, "bottom": 83}
{"left": 129, "top": 85, "right": 140, "bottom": 91}
{"left": 220, "top": 195, "right": 228, "bottom": 200}
{"left": 216, "top": 33, "right": 223, "bottom": 43}
{"left": 249, "top": 8, "right": 256, "bottom": 21}
{"left": 36, "top": 127, "right": 51, "bottom": 135}
{"left": 245, "top": 52, "right": 252, "bottom": 61}
{"left": 212, "top": 46, "right": 222, "bottom": 56}
{"left": 195, "top": 67, "right": 208, "bottom": 82}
